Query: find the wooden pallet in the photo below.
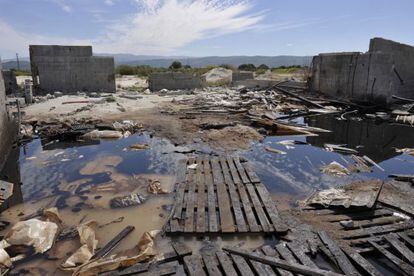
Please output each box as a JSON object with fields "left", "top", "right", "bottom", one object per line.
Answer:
{"left": 167, "top": 156, "right": 288, "bottom": 234}
{"left": 301, "top": 204, "right": 414, "bottom": 253}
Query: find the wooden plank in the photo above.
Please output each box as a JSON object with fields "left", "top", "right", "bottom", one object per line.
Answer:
{"left": 233, "top": 157, "right": 250, "bottom": 184}
{"left": 250, "top": 250, "right": 277, "bottom": 276}
{"left": 216, "top": 251, "right": 238, "bottom": 276}
{"left": 256, "top": 182, "right": 288, "bottom": 233}
{"left": 212, "top": 158, "right": 235, "bottom": 232}
{"left": 173, "top": 159, "right": 188, "bottom": 219}
{"left": 223, "top": 247, "right": 344, "bottom": 276}
{"left": 338, "top": 216, "right": 404, "bottom": 230}
{"left": 211, "top": 157, "right": 224, "bottom": 184}
{"left": 93, "top": 226, "right": 135, "bottom": 259}
{"left": 118, "top": 262, "right": 150, "bottom": 275}
{"left": 227, "top": 157, "right": 241, "bottom": 185}
{"left": 196, "top": 158, "right": 206, "bottom": 233}
{"left": 242, "top": 161, "right": 261, "bottom": 183}
{"left": 172, "top": 242, "right": 192, "bottom": 257}
{"left": 261, "top": 245, "right": 293, "bottom": 276}
{"left": 203, "top": 157, "right": 218, "bottom": 232}
{"left": 341, "top": 246, "right": 383, "bottom": 276}
{"left": 369, "top": 241, "right": 414, "bottom": 275}
{"left": 341, "top": 220, "right": 414, "bottom": 239}
{"left": 232, "top": 168, "right": 260, "bottom": 232}
{"left": 398, "top": 232, "right": 414, "bottom": 248}
{"left": 184, "top": 158, "right": 197, "bottom": 233}
{"left": 183, "top": 255, "right": 206, "bottom": 276}
{"left": 318, "top": 231, "right": 359, "bottom": 276}
{"left": 276, "top": 243, "right": 300, "bottom": 264}
{"left": 385, "top": 233, "right": 414, "bottom": 264}
{"left": 286, "top": 243, "right": 318, "bottom": 269}
{"left": 245, "top": 183, "right": 272, "bottom": 232}
{"left": 320, "top": 209, "right": 393, "bottom": 222}
{"left": 220, "top": 158, "right": 248, "bottom": 232}
{"left": 230, "top": 254, "right": 255, "bottom": 276}
{"left": 201, "top": 251, "right": 223, "bottom": 276}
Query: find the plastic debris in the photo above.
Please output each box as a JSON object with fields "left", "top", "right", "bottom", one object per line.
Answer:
{"left": 187, "top": 164, "right": 198, "bottom": 170}
{"left": 395, "top": 148, "right": 414, "bottom": 156}
{"left": 82, "top": 130, "right": 123, "bottom": 139}
{"left": 110, "top": 193, "right": 146, "bottom": 209}
{"left": 320, "top": 161, "right": 350, "bottom": 176}
{"left": 3, "top": 209, "right": 61, "bottom": 254}
{"left": 72, "top": 230, "right": 159, "bottom": 276}
{"left": 62, "top": 221, "right": 98, "bottom": 269}
{"left": 129, "top": 144, "right": 149, "bottom": 151}
{"left": 147, "top": 180, "right": 168, "bottom": 194}
{"left": 265, "top": 146, "right": 287, "bottom": 155}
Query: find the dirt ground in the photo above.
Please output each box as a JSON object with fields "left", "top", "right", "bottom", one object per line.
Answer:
{"left": 22, "top": 92, "right": 263, "bottom": 151}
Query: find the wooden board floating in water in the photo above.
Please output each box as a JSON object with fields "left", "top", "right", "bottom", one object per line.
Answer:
{"left": 167, "top": 156, "right": 288, "bottom": 234}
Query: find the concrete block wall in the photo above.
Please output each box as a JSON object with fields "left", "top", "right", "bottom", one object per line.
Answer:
{"left": 149, "top": 72, "right": 206, "bottom": 91}
{"left": 232, "top": 71, "right": 254, "bottom": 82}
{"left": 2, "top": 70, "right": 18, "bottom": 95}
{"left": 0, "top": 61, "right": 17, "bottom": 171}
{"left": 310, "top": 38, "right": 414, "bottom": 105}
{"left": 30, "top": 45, "right": 116, "bottom": 94}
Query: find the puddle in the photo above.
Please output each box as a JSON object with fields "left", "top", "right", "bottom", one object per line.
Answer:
{"left": 242, "top": 114, "right": 414, "bottom": 198}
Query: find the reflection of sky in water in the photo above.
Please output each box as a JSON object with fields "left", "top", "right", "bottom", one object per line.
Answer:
{"left": 17, "top": 116, "right": 414, "bottom": 201}
{"left": 19, "top": 133, "right": 186, "bottom": 201}
{"left": 242, "top": 134, "right": 414, "bottom": 196}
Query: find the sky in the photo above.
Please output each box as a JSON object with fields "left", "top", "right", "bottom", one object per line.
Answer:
{"left": 0, "top": 0, "right": 413, "bottom": 59}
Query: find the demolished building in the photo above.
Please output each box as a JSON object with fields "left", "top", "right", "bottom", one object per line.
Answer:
{"left": 148, "top": 72, "right": 206, "bottom": 91}
{"left": 310, "top": 38, "right": 414, "bottom": 106}
{"left": 29, "top": 45, "right": 116, "bottom": 94}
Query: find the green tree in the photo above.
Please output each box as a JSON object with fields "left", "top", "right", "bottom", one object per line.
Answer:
{"left": 238, "top": 64, "right": 256, "bottom": 71}
{"left": 169, "top": 61, "right": 183, "bottom": 70}
{"left": 258, "top": 64, "right": 269, "bottom": 70}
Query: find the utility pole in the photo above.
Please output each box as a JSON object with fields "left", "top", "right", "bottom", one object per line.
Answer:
{"left": 16, "top": 53, "right": 20, "bottom": 70}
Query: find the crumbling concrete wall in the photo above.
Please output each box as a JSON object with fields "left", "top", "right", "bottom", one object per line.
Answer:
{"left": 149, "top": 72, "right": 206, "bottom": 91}
{"left": 232, "top": 71, "right": 254, "bottom": 82}
{"left": 310, "top": 38, "right": 414, "bottom": 105}
{"left": 1, "top": 70, "right": 18, "bottom": 95}
{"left": 30, "top": 45, "right": 116, "bottom": 94}
{"left": 0, "top": 62, "right": 17, "bottom": 171}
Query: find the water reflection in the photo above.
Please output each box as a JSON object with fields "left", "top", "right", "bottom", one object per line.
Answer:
{"left": 306, "top": 115, "right": 414, "bottom": 163}
{"left": 242, "top": 114, "right": 414, "bottom": 197}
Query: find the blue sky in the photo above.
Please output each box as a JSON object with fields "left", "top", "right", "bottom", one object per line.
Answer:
{"left": 0, "top": 0, "right": 413, "bottom": 59}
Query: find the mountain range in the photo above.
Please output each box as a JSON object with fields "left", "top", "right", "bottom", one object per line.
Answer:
{"left": 1, "top": 54, "right": 313, "bottom": 70}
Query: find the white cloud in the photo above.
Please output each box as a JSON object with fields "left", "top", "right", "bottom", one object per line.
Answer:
{"left": 48, "top": 0, "right": 72, "bottom": 13}
{"left": 0, "top": 20, "right": 92, "bottom": 58}
{"left": 0, "top": 0, "right": 264, "bottom": 57}
{"left": 95, "top": 0, "right": 264, "bottom": 54}
{"left": 104, "top": 0, "right": 115, "bottom": 6}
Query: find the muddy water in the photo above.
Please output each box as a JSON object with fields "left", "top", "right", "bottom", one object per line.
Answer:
{"left": 0, "top": 114, "right": 413, "bottom": 274}
{"left": 242, "top": 115, "right": 414, "bottom": 208}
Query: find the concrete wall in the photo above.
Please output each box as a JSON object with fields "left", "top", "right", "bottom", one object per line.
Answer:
{"left": 30, "top": 45, "right": 116, "bottom": 94}
{"left": 0, "top": 61, "right": 17, "bottom": 171}
{"left": 310, "top": 38, "right": 414, "bottom": 105}
{"left": 149, "top": 72, "right": 206, "bottom": 91}
{"left": 1, "top": 70, "right": 18, "bottom": 95}
{"left": 232, "top": 71, "right": 254, "bottom": 82}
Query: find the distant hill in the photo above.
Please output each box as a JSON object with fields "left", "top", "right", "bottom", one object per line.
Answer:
{"left": 2, "top": 60, "right": 31, "bottom": 71}
{"left": 1, "top": 54, "right": 313, "bottom": 70}
{"left": 118, "top": 55, "right": 313, "bottom": 68}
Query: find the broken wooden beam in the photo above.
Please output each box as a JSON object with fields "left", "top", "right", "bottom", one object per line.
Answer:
{"left": 223, "top": 247, "right": 344, "bottom": 276}
{"left": 274, "top": 86, "right": 325, "bottom": 109}
{"left": 92, "top": 225, "right": 135, "bottom": 259}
